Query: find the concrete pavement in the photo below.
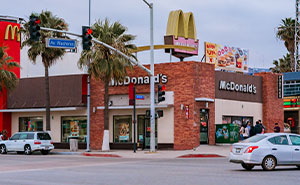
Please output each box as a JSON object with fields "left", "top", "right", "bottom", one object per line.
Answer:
{"left": 52, "top": 144, "right": 231, "bottom": 158}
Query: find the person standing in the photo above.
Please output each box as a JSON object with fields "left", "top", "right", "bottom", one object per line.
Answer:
{"left": 243, "top": 123, "right": 250, "bottom": 140}
{"left": 254, "top": 121, "right": 262, "bottom": 134}
{"left": 240, "top": 125, "right": 245, "bottom": 140}
{"left": 274, "top": 123, "right": 281, "bottom": 133}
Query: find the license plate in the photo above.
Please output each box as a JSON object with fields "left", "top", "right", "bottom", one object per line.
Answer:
{"left": 236, "top": 148, "right": 241, "bottom": 153}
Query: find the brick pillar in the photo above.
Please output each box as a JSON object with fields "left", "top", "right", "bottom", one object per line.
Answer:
{"left": 255, "top": 73, "right": 284, "bottom": 132}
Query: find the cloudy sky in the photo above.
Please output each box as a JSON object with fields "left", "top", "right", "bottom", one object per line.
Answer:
{"left": 2, "top": 0, "right": 295, "bottom": 77}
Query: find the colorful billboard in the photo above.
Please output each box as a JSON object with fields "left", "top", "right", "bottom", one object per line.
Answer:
{"left": 205, "top": 42, "right": 249, "bottom": 72}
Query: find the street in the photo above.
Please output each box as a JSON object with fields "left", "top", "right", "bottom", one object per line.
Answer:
{"left": 0, "top": 154, "right": 299, "bottom": 185}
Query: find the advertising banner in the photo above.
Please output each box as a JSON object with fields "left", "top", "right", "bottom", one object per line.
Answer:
{"left": 205, "top": 42, "right": 249, "bottom": 72}
{"left": 70, "top": 121, "right": 79, "bottom": 137}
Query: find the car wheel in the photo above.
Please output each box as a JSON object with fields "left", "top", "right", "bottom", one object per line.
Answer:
{"left": 241, "top": 163, "right": 255, "bottom": 171}
{"left": 41, "top": 150, "right": 49, "bottom": 155}
{"left": 0, "top": 144, "right": 7, "bottom": 154}
{"left": 24, "top": 145, "right": 32, "bottom": 155}
{"left": 262, "top": 156, "right": 276, "bottom": 171}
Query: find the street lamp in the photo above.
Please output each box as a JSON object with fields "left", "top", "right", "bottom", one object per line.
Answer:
{"left": 142, "top": 0, "right": 155, "bottom": 152}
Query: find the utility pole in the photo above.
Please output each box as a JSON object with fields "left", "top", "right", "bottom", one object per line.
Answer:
{"left": 86, "top": 0, "right": 91, "bottom": 152}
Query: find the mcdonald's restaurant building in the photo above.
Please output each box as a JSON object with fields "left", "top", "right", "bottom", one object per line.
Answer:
{"left": 89, "top": 61, "right": 284, "bottom": 150}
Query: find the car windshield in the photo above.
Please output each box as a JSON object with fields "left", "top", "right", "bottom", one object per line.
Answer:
{"left": 37, "top": 133, "right": 51, "bottom": 140}
{"left": 241, "top": 135, "right": 267, "bottom": 143}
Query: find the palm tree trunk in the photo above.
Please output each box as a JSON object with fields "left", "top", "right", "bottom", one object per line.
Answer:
{"left": 45, "top": 65, "right": 51, "bottom": 131}
{"left": 104, "top": 80, "right": 109, "bottom": 130}
{"left": 290, "top": 52, "right": 295, "bottom": 72}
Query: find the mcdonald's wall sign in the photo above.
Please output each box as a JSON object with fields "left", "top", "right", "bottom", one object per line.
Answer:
{"left": 164, "top": 10, "right": 199, "bottom": 60}
{"left": 0, "top": 20, "right": 21, "bottom": 137}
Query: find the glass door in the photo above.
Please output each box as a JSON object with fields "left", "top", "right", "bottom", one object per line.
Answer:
{"left": 137, "top": 115, "right": 157, "bottom": 150}
{"left": 200, "top": 109, "right": 209, "bottom": 144}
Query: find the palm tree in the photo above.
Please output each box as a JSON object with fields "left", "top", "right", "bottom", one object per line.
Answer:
{"left": 270, "top": 53, "right": 292, "bottom": 73}
{"left": 78, "top": 18, "right": 136, "bottom": 150}
{"left": 276, "top": 18, "right": 296, "bottom": 71}
{"left": 0, "top": 45, "right": 20, "bottom": 92}
{"left": 21, "top": 11, "right": 68, "bottom": 131}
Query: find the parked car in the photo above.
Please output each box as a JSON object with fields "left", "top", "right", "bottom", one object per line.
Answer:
{"left": 229, "top": 133, "right": 300, "bottom": 171}
{"left": 0, "top": 131, "right": 54, "bottom": 155}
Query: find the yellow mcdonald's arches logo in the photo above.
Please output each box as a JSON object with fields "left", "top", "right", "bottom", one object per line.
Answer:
{"left": 166, "top": 10, "right": 196, "bottom": 40}
{"left": 4, "top": 24, "right": 21, "bottom": 42}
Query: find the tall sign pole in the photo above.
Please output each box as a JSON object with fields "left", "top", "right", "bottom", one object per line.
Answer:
{"left": 295, "top": 0, "right": 299, "bottom": 72}
{"left": 149, "top": 2, "right": 156, "bottom": 153}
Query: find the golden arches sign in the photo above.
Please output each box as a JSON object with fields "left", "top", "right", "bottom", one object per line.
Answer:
{"left": 166, "top": 10, "right": 196, "bottom": 40}
{"left": 4, "top": 25, "right": 21, "bottom": 42}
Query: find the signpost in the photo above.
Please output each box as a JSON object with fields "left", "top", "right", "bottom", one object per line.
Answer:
{"left": 46, "top": 38, "right": 77, "bottom": 49}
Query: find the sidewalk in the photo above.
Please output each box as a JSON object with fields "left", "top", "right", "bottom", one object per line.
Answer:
{"left": 52, "top": 144, "right": 231, "bottom": 159}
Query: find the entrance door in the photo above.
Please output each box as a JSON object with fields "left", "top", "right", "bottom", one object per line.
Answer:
{"left": 200, "top": 109, "right": 209, "bottom": 144}
{"left": 137, "top": 115, "right": 157, "bottom": 150}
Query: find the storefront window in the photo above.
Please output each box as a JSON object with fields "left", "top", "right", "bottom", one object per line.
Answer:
{"left": 61, "top": 116, "right": 87, "bottom": 143}
{"left": 222, "top": 116, "right": 253, "bottom": 126}
{"left": 114, "top": 115, "right": 132, "bottom": 143}
{"left": 19, "top": 117, "right": 43, "bottom": 132}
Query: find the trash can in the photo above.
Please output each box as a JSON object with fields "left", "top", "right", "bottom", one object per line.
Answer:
{"left": 69, "top": 137, "right": 79, "bottom": 152}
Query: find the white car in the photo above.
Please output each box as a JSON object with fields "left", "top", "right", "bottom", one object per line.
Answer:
{"left": 0, "top": 132, "right": 54, "bottom": 155}
{"left": 229, "top": 133, "right": 300, "bottom": 170}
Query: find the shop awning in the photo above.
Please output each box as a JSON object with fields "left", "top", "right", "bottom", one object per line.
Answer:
{"left": 0, "top": 107, "right": 86, "bottom": 113}
{"left": 97, "top": 104, "right": 170, "bottom": 110}
{"left": 195, "top": 98, "right": 214, "bottom": 102}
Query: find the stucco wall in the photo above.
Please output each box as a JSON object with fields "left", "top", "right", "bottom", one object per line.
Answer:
{"left": 215, "top": 99, "right": 263, "bottom": 125}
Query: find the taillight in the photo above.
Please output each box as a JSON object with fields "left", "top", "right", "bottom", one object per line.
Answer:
{"left": 244, "top": 146, "right": 259, "bottom": 153}
{"left": 34, "top": 141, "right": 41, "bottom": 145}
{"left": 51, "top": 141, "right": 53, "bottom": 144}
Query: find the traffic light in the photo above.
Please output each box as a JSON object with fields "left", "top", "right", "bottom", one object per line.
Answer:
{"left": 29, "top": 15, "right": 41, "bottom": 41}
{"left": 157, "top": 84, "right": 165, "bottom": 103}
{"left": 82, "top": 26, "right": 92, "bottom": 50}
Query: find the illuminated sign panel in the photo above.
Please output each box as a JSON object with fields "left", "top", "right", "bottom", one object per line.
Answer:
{"left": 284, "top": 98, "right": 300, "bottom": 108}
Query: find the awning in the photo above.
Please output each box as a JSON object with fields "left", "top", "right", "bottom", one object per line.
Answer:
{"left": 0, "top": 107, "right": 86, "bottom": 113}
{"left": 195, "top": 97, "right": 214, "bottom": 102}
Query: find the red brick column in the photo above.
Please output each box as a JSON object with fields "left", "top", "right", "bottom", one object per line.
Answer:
{"left": 90, "top": 77, "right": 105, "bottom": 150}
{"left": 255, "top": 73, "right": 284, "bottom": 132}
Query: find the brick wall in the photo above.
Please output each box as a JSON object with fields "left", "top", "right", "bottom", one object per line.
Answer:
{"left": 255, "top": 72, "right": 284, "bottom": 132}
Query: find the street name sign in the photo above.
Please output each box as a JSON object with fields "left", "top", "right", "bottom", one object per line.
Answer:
{"left": 46, "top": 38, "right": 77, "bottom": 49}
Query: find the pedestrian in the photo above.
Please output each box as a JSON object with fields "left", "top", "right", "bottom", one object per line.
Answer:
{"left": 259, "top": 120, "right": 266, "bottom": 133}
{"left": 244, "top": 121, "right": 251, "bottom": 139}
{"left": 250, "top": 122, "right": 256, "bottom": 136}
{"left": 274, "top": 122, "right": 281, "bottom": 133}
{"left": 254, "top": 121, "right": 262, "bottom": 134}
{"left": 2, "top": 130, "right": 7, "bottom": 140}
{"left": 239, "top": 125, "right": 245, "bottom": 140}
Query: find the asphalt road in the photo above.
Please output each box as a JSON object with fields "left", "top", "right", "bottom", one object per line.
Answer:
{"left": 0, "top": 153, "right": 299, "bottom": 185}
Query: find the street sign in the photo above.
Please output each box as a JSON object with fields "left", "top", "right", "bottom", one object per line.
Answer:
{"left": 136, "top": 95, "right": 144, "bottom": 100}
{"left": 46, "top": 38, "right": 77, "bottom": 49}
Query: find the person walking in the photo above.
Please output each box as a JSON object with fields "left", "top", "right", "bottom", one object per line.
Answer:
{"left": 274, "top": 123, "right": 281, "bottom": 133}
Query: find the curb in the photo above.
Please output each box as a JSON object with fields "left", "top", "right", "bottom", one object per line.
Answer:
{"left": 82, "top": 153, "right": 121, "bottom": 158}
{"left": 51, "top": 152, "right": 83, "bottom": 155}
{"left": 177, "top": 154, "right": 224, "bottom": 158}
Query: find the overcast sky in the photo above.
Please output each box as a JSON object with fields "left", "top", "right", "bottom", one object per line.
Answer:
{"left": 1, "top": 0, "right": 295, "bottom": 77}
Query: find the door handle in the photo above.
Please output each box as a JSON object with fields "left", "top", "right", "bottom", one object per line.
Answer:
{"left": 272, "top": 148, "right": 277, "bottom": 150}
{"left": 295, "top": 149, "right": 300, "bottom": 151}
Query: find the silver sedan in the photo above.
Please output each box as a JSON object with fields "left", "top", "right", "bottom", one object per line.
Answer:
{"left": 229, "top": 133, "right": 300, "bottom": 170}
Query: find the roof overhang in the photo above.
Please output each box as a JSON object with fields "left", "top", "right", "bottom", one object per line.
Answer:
{"left": 195, "top": 97, "right": 214, "bottom": 102}
{"left": 0, "top": 107, "right": 86, "bottom": 113}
